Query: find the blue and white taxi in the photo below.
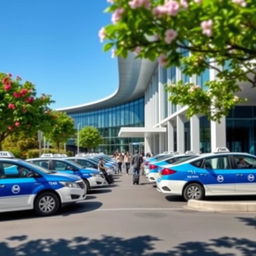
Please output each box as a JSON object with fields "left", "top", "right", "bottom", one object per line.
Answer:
{"left": 147, "top": 153, "right": 198, "bottom": 183}
{"left": 0, "top": 152, "right": 87, "bottom": 216}
{"left": 156, "top": 148, "right": 256, "bottom": 201}
{"left": 27, "top": 155, "right": 108, "bottom": 192}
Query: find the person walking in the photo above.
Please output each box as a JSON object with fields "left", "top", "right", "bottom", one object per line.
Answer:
{"left": 131, "top": 151, "right": 143, "bottom": 185}
{"left": 124, "top": 152, "right": 131, "bottom": 175}
{"left": 116, "top": 152, "right": 123, "bottom": 174}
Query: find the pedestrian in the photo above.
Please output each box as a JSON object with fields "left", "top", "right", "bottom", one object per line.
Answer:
{"left": 124, "top": 152, "right": 131, "bottom": 175}
{"left": 98, "top": 157, "right": 112, "bottom": 184}
{"left": 116, "top": 152, "right": 123, "bottom": 174}
{"left": 131, "top": 151, "right": 143, "bottom": 185}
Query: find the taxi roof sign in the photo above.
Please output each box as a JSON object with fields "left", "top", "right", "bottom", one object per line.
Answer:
{"left": 0, "top": 151, "right": 15, "bottom": 158}
{"left": 40, "top": 153, "right": 54, "bottom": 158}
{"left": 214, "top": 147, "right": 230, "bottom": 153}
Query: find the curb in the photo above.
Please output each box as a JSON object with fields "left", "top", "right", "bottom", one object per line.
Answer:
{"left": 186, "top": 199, "right": 256, "bottom": 213}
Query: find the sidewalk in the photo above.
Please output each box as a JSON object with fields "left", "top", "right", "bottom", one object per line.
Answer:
{"left": 186, "top": 199, "right": 256, "bottom": 213}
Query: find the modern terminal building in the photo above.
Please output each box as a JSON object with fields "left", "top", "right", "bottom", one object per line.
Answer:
{"left": 58, "top": 53, "right": 256, "bottom": 155}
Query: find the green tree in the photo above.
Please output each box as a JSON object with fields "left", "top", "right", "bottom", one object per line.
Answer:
{"left": 45, "top": 111, "right": 76, "bottom": 152}
{"left": 3, "top": 132, "right": 38, "bottom": 159}
{"left": 79, "top": 126, "right": 103, "bottom": 152}
{"left": 101, "top": 0, "right": 256, "bottom": 121}
{"left": 0, "top": 73, "right": 53, "bottom": 150}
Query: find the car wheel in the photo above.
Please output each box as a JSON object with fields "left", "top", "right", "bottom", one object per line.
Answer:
{"left": 34, "top": 192, "right": 60, "bottom": 216}
{"left": 83, "top": 179, "right": 90, "bottom": 193}
{"left": 183, "top": 183, "right": 204, "bottom": 201}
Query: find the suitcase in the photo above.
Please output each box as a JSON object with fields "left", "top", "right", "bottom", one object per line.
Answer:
{"left": 133, "top": 172, "right": 140, "bottom": 185}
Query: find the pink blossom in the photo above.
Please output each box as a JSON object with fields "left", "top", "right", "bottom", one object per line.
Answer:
{"left": 8, "top": 103, "right": 16, "bottom": 110}
{"left": 232, "top": 0, "right": 247, "bottom": 7}
{"left": 164, "top": 29, "right": 178, "bottom": 44}
{"left": 8, "top": 73, "right": 12, "bottom": 77}
{"left": 194, "top": 0, "right": 202, "bottom": 3}
{"left": 98, "top": 27, "right": 106, "bottom": 42}
{"left": 13, "top": 92, "right": 21, "bottom": 98}
{"left": 20, "top": 88, "right": 28, "bottom": 96}
{"left": 16, "top": 76, "right": 22, "bottom": 81}
{"left": 165, "top": 1, "right": 180, "bottom": 16}
{"left": 2, "top": 77, "right": 11, "bottom": 85}
{"left": 153, "top": 6, "right": 168, "bottom": 17}
{"left": 111, "top": 8, "right": 124, "bottom": 24}
{"left": 201, "top": 19, "right": 213, "bottom": 37}
{"left": 25, "top": 97, "right": 34, "bottom": 103}
{"left": 3, "top": 84, "right": 11, "bottom": 91}
{"left": 158, "top": 54, "right": 169, "bottom": 67}
{"left": 180, "top": 0, "right": 188, "bottom": 8}
{"left": 129, "top": 0, "right": 150, "bottom": 9}
{"left": 8, "top": 126, "right": 13, "bottom": 131}
{"left": 153, "top": 1, "right": 180, "bottom": 17}
{"left": 14, "top": 121, "right": 20, "bottom": 127}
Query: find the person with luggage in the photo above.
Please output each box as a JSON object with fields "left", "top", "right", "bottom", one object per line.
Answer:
{"left": 131, "top": 151, "right": 143, "bottom": 185}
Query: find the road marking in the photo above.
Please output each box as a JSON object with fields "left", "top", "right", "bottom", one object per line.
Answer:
{"left": 95, "top": 207, "right": 184, "bottom": 212}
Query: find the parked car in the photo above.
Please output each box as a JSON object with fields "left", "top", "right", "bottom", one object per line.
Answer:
{"left": 157, "top": 149, "right": 256, "bottom": 201}
{"left": 144, "top": 153, "right": 174, "bottom": 175}
{"left": 0, "top": 151, "right": 87, "bottom": 216}
{"left": 147, "top": 153, "right": 198, "bottom": 183}
{"left": 26, "top": 157, "right": 108, "bottom": 192}
{"left": 67, "top": 157, "right": 114, "bottom": 184}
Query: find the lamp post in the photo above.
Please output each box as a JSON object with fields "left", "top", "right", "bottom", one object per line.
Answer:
{"left": 77, "top": 123, "right": 81, "bottom": 154}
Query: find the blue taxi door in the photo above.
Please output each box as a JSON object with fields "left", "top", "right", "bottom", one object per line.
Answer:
{"left": 200, "top": 156, "right": 236, "bottom": 194}
{"left": 233, "top": 155, "right": 256, "bottom": 193}
{"left": 0, "top": 163, "right": 38, "bottom": 211}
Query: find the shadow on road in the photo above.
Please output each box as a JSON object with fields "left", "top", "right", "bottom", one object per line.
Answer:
{"left": 0, "top": 201, "right": 102, "bottom": 222}
{"left": 89, "top": 189, "right": 112, "bottom": 194}
{"left": 237, "top": 216, "right": 256, "bottom": 229}
{"left": 1, "top": 235, "right": 256, "bottom": 256}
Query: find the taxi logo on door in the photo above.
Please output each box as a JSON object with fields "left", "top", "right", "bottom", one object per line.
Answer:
{"left": 11, "top": 185, "right": 21, "bottom": 194}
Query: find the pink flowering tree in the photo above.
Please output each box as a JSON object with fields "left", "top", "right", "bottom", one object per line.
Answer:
{"left": 100, "top": 0, "right": 256, "bottom": 121}
{"left": 0, "top": 73, "right": 53, "bottom": 150}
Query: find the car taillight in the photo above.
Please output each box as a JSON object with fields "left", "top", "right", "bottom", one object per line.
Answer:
{"left": 161, "top": 168, "right": 176, "bottom": 175}
{"left": 149, "top": 164, "right": 157, "bottom": 169}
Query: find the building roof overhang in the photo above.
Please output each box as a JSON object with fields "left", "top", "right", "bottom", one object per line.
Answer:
{"left": 118, "top": 127, "right": 166, "bottom": 138}
{"left": 57, "top": 53, "right": 157, "bottom": 114}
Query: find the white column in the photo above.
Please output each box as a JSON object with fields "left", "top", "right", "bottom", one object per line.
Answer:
{"left": 145, "top": 135, "right": 152, "bottom": 155}
{"left": 167, "top": 120, "right": 174, "bottom": 152}
{"left": 190, "top": 115, "right": 200, "bottom": 154}
{"left": 159, "top": 132, "right": 165, "bottom": 153}
{"left": 211, "top": 117, "right": 226, "bottom": 152}
{"left": 177, "top": 115, "right": 185, "bottom": 153}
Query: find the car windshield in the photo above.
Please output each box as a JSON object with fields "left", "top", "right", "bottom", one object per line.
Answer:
{"left": 168, "top": 155, "right": 198, "bottom": 165}
{"left": 64, "top": 159, "right": 84, "bottom": 169}
{"left": 24, "top": 161, "right": 54, "bottom": 174}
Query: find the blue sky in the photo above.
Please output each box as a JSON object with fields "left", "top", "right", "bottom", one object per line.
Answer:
{"left": 0, "top": 0, "right": 118, "bottom": 109}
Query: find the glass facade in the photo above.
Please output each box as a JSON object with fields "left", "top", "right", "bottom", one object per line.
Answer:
{"left": 200, "top": 116, "right": 211, "bottom": 153}
{"left": 227, "top": 106, "right": 256, "bottom": 155}
{"left": 68, "top": 98, "right": 144, "bottom": 154}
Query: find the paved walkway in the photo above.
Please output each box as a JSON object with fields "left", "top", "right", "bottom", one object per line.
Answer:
{"left": 113, "top": 172, "right": 256, "bottom": 213}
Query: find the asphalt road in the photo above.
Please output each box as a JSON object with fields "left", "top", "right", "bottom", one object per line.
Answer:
{"left": 0, "top": 173, "right": 255, "bottom": 256}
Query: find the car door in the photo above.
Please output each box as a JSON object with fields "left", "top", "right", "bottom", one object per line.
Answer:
{"left": 233, "top": 155, "right": 256, "bottom": 194}
{"left": 200, "top": 156, "right": 236, "bottom": 194}
{"left": 0, "top": 162, "right": 38, "bottom": 211}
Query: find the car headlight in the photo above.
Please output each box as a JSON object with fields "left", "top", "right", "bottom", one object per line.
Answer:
{"left": 59, "top": 181, "right": 80, "bottom": 188}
